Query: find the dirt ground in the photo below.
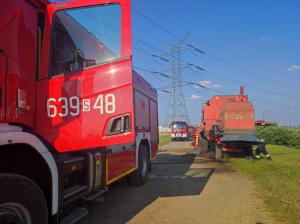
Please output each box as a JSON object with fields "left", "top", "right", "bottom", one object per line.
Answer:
{"left": 79, "top": 141, "right": 276, "bottom": 224}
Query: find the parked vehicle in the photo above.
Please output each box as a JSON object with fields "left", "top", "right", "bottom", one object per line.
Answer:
{"left": 192, "top": 87, "right": 261, "bottom": 158}
{"left": 0, "top": 0, "right": 158, "bottom": 223}
{"left": 171, "top": 121, "right": 190, "bottom": 141}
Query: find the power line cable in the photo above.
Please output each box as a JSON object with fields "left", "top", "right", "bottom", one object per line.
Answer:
{"left": 85, "top": 9, "right": 298, "bottom": 97}
{"left": 135, "top": 65, "right": 299, "bottom": 112}
{"left": 131, "top": 8, "right": 299, "bottom": 90}
{"left": 133, "top": 46, "right": 170, "bottom": 62}
{"left": 134, "top": 66, "right": 235, "bottom": 95}
{"left": 186, "top": 67, "right": 300, "bottom": 109}
{"left": 83, "top": 9, "right": 299, "bottom": 111}
{"left": 201, "top": 53, "right": 299, "bottom": 90}
{"left": 185, "top": 65, "right": 300, "bottom": 99}
{"left": 82, "top": 11, "right": 168, "bottom": 56}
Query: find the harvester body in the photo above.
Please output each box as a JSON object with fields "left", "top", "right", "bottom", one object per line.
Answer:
{"left": 192, "top": 88, "right": 261, "bottom": 156}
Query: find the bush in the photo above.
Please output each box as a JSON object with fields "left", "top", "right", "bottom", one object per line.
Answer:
{"left": 256, "top": 126, "right": 300, "bottom": 149}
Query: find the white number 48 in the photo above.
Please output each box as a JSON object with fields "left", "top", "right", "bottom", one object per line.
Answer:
{"left": 93, "top": 94, "right": 115, "bottom": 114}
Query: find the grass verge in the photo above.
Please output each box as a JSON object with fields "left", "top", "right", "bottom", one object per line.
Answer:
{"left": 230, "top": 145, "right": 300, "bottom": 224}
{"left": 159, "top": 133, "right": 171, "bottom": 147}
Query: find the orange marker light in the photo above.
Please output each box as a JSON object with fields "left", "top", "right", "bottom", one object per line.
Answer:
{"left": 71, "top": 165, "right": 77, "bottom": 172}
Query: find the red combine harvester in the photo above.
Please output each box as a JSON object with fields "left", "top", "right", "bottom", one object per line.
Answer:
{"left": 192, "top": 87, "right": 261, "bottom": 158}
{"left": 0, "top": 0, "right": 158, "bottom": 223}
{"left": 170, "top": 121, "right": 190, "bottom": 141}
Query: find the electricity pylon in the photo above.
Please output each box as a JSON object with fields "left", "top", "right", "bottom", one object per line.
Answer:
{"left": 166, "top": 37, "right": 191, "bottom": 125}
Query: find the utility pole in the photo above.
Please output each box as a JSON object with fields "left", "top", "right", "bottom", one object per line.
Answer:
{"left": 166, "top": 37, "right": 191, "bottom": 125}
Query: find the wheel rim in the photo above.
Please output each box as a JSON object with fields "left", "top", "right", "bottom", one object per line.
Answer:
{"left": 0, "top": 203, "right": 31, "bottom": 224}
{"left": 141, "top": 150, "right": 148, "bottom": 177}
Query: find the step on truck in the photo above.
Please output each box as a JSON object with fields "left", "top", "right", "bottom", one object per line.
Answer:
{"left": 0, "top": 0, "right": 158, "bottom": 223}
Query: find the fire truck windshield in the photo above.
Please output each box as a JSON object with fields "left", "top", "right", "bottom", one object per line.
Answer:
{"left": 172, "top": 122, "right": 186, "bottom": 130}
{"left": 50, "top": 4, "right": 121, "bottom": 76}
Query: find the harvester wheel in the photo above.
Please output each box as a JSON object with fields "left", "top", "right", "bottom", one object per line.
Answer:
{"left": 199, "top": 138, "right": 208, "bottom": 153}
{"left": 215, "top": 144, "right": 223, "bottom": 159}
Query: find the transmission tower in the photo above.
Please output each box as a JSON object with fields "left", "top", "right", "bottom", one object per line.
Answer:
{"left": 166, "top": 41, "right": 190, "bottom": 125}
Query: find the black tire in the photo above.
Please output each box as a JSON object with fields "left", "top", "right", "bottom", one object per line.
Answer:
{"left": 199, "top": 138, "right": 208, "bottom": 153}
{"left": 129, "top": 145, "right": 149, "bottom": 186}
{"left": 0, "top": 174, "right": 48, "bottom": 224}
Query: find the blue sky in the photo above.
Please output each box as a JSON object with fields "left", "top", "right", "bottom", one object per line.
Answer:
{"left": 53, "top": 0, "right": 300, "bottom": 126}
{"left": 131, "top": 0, "right": 300, "bottom": 126}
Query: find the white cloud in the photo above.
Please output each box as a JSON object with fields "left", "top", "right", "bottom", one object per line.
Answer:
{"left": 190, "top": 94, "right": 201, "bottom": 100}
{"left": 287, "top": 65, "right": 300, "bottom": 72}
{"left": 185, "top": 94, "right": 201, "bottom": 101}
{"left": 198, "top": 80, "right": 211, "bottom": 87}
{"left": 195, "top": 80, "right": 222, "bottom": 89}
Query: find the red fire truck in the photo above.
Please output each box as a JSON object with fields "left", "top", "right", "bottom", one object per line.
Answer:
{"left": 0, "top": 0, "right": 158, "bottom": 223}
{"left": 170, "top": 121, "right": 190, "bottom": 141}
{"left": 192, "top": 87, "right": 261, "bottom": 158}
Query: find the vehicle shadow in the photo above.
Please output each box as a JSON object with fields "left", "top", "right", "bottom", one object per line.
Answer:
{"left": 79, "top": 153, "right": 214, "bottom": 224}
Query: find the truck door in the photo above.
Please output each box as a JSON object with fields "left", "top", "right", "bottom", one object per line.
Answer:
{"left": 35, "top": 1, "right": 134, "bottom": 154}
{"left": 134, "top": 91, "right": 150, "bottom": 131}
{"left": 0, "top": 52, "right": 6, "bottom": 121}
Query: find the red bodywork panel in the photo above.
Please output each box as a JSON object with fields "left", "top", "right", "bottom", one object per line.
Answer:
{"left": 35, "top": 58, "right": 135, "bottom": 151}
{"left": 133, "top": 71, "right": 159, "bottom": 157}
{"left": 171, "top": 129, "right": 188, "bottom": 134}
{"left": 0, "top": 0, "right": 43, "bottom": 126}
{"left": 221, "top": 101, "right": 255, "bottom": 130}
{"left": 202, "top": 95, "right": 254, "bottom": 132}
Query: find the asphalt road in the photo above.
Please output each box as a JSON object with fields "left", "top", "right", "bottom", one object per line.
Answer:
{"left": 79, "top": 141, "right": 276, "bottom": 224}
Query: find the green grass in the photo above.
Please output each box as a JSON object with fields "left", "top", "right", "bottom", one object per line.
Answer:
{"left": 230, "top": 145, "right": 300, "bottom": 224}
{"left": 159, "top": 133, "right": 171, "bottom": 147}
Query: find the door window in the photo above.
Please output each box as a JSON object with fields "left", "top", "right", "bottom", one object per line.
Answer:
{"left": 50, "top": 4, "right": 121, "bottom": 76}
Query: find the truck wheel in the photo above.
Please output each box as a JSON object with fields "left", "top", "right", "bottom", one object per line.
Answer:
{"left": 199, "top": 138, "right": 208, "bottom": 153}
{"left": 129, "top": 145, "right": 149, "bottom": 186}
{"left": 215, "top": 144, "right": 223, "bottom": 159}
{"left": 0, "top": 174, "right": 48, "bottom": 224}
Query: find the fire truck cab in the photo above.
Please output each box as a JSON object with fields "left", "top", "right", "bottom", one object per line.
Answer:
{"left": 0, "top": 0, "right": 158, "bottom": 223}
{"left": 170, "top": 121, "right": 190, "bottom": 141}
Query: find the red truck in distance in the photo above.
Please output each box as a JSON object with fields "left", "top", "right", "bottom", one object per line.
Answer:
{"left": 0, "top": 0, "right": 158, "bottom": 223}
{"left": 171, "top": 121, "right": 190, "bottom": 141}
{"left": 192, "top": 87, "right": 261, "bottom": 158}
